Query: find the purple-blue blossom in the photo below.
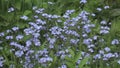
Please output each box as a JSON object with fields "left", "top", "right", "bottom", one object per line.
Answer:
{"left": 70, "top": 39, "right": 79, "bottom": 44}
{"left": 12, "top": 27, "right": 19, "bottom": 31}
{"left": 99, "top": 50, "right": 104, "bottom": 54}
{"left": 104, "top": 47, "right": 111, "bottom": 52}
{"left": 26, "top": 40, "right": 32, "bottom": 47}
{"left": 93, "top": 36, "right": 98, "bottom": 40}
{"left": 93, "top": 54, "right": 101, "bottom": 59}
{"left": 103, "top": 53, "right": 114, "bottom": 59}
{"left": 36, "top": 19, "right": 46, "bottom": 25}
{"left": 47, "top": 38, "right": 56, "bottom": 45}
{"left": 100, "top": 30, "right": 109, "bottom": 34}
{"left": 0, "top": 32, "right": 5, "bottom": 37}
{"left": 0, "top": 56, "right": 5, "bottom": 67}
{"left": 8, "top": 7, "right": 14, "bottom": 12}
{"left": 38, "top": 57, "right": 53, "bottom": 63}
{"left": 6, "top": 29, "right": 12, "bottom": 33}
{"left": 10, "top": 41, "right": 24, "bottom": 49}
{"left": 16, "top": 35, "right": 24, "bottom": 40}
{"left": 35, "top": 8, "right": 44, "bottom": 14}
{"left": 32, "top": 33, "right": 40, "bottom": 38}
{"left": 49, "top": 26, "right": 63, "bottom": 35}
{"left": 32, "top": 38, "right": 41, "bottom": 46}
{"left": 6, "top": 36, "right": 13, "bottom": 40}
{"left": 83, "top": 38, "right": 92, "bottom": 45}
{"left": 15, "top": 50, "right": 24, "bottom": 57}
{"left": 61, "top": 64, "right": 67, "bottom": 68}
{"left": 88, "top": 48, "right": 94, "bottom": 52}
{"left": 111, "top": 39, "right": 119, "bottom": 45}
{"left": 65, "top": 30, "right": 80, "bottom": 37}
{"left": 24, "top": 28, "right": 35, "bottom": 35}
{"left": 100, "top": 20, "right": 107, "bottom": 25}
{"left": 82, "top": 33, "right": 88, "bottom": 38}
{"left": 20, "top": 15, "right": 28, "bottom": 20}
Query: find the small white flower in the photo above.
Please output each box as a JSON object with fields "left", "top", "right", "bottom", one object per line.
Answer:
{"left": 91, "top": 13, "right": 96, "bottom": 16}
{"left": 97, "top": 8, "right": 102, "bottom": 11}
{"left": 32, "top": 6, "right": 37, "bottom": 10}
{"left": 104, "top": 6, "right": 110, "bottom": 9}
{"left": 93, "top": 36, "right": 98, "bottom": 40}
{"left": 100, "top": 20, "right": 107, "bottom": 25}
{"left": 48, "top": 2, "right": 54, "bottom": 4}
{"left": 80, "top": 0, "right": 87, "bottom": 4}
{"left": 118, "top": 60, "right": 120, "bottom": 64}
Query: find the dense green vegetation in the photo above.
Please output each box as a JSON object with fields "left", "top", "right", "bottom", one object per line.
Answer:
{"left": 0, "top": 0, "right": 120, "bottom": 68}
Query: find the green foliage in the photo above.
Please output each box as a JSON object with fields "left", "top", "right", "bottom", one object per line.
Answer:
{"left": 110, "top": 9, "right": 120, "bottom": 17}
{"left": 78, "top": 57, "right": 89, "bottom": 68}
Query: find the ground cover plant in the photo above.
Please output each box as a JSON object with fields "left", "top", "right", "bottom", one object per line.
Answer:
{"left": 0, "top": 0, "right": 120, "bottom": 68}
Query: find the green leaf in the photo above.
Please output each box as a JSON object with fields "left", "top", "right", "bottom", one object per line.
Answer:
{"left": 74, "top": 52, "right": 81, "bottom": 62}
{"left": 68, "top": 49, "right": 75, "bottom": 58}
{"left": 22, "top": 35, "right": 32, "bottom": 41}
{"left": 25, "top": 0, "right": 31, "bottom": 3}
{"left": 43, "top": 3, "right": 48, "bottom": 8}
{"left": 15, "top": 2, "right": 21, "bottom": 10}
{"left": 65, "top": 56, "right": 73, "bottom": 62}
{"left": 16, "top": 22, "right": 29, "bottom": 29}
{"left": 110, "top": 9, "right": 120, "bottom": 17}
{"left": 40, "top": 41, "right": 47, "bottom": 49}
{"left": 78, "top": 57, "right": 89, "bottom": 68}
{"left": 66, "top": 62, "right": 75, "bottom": 68}
{"left": 49, "top": 56, "right": 57, "bottom": 68}
{"left": 23, "top": 10, "right": 32, "bottom": 16}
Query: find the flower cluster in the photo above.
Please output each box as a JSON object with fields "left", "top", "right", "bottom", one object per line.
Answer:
{"left": 0, "top": 1, "right": 119, "bottom": 68}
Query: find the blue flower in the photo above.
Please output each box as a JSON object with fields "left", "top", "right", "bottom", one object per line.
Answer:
{"left": 70, "top": 39, "right": 79, "bottom": 44}
{"left": 20, "top": 15, "right": 28, "bottom": 20}
{"left": 8, "top": 7, "right": 14, "bottom": 12}
{"left": 50, "top": 26, "right": 63, "bottom": 35}
{"left": 12, "top": 27, "right": 19, "bottom": 31}
{"left": 15, "top": 50, "right": 24, "bottom": 57}
{"left": 0, "top": 56, "right": 5, "bottom": 67}
{"left": 16, "top": 35, "right": 24, "bottom": 40}
{"left": 111, "top": 39, "right": 119, "bottom": 45}
{"left": 0, "top": 32, "right": 5, "bottom": 37}
{"left": 6, "top": 36, "right": 13, "bottom": 40}
{"left": 104, "top": 47, "right": 111, "bottom": 52}
{"left": 100, "top": 20, "right": 107, "bottom": 25}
